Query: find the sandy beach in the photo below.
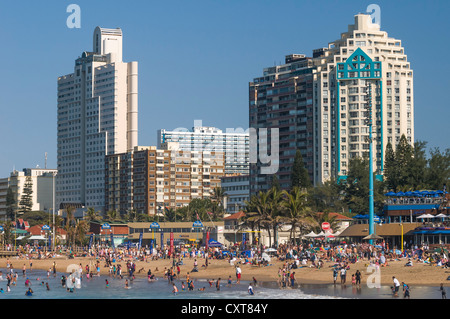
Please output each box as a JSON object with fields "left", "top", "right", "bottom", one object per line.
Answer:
{"left": 2, "top": 255, "right": 449, "bottom": 288}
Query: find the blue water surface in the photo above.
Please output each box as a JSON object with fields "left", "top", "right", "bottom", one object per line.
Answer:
{"left": 0, "top": 269, "right": 445, "bottom": 299}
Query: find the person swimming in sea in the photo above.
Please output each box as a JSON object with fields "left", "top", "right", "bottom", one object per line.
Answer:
{"left": 25, "top": 288, "right": 33, "bottom": 296}
{"left": 248, "top": 283, "right": 254, "bottom": 295}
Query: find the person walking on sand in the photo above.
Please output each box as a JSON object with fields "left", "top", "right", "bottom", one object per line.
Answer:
{"left": 216, "top": 278, "right": 221, "bottom": 291}
{"left": 340, "top": 267, "right": 347, "bottom": 284}
{"left": 289, "top": 272, "right": 296, "bottom": 288}
{"left": 392, "top": 276, "right": 400, "bottom": 297}
{"left": 440, "top": 283, "right": 446, "bottom": 299}
{"left": 402, "top": 282, "right": 410, "bottom": 299}
{"left": 235, "top": 265, "right": 241, "bottom": 284}
{"left": 332, "top": 267, "right": 338, "bottom": 285}
{"left": 355, "top": 270, "right": 362, "bottom": 287}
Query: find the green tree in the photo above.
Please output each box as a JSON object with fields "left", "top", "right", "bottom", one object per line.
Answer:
{"left": 383, "top": 141, "right": 399, "bottom": 191}
{"left": 339, "top": 157, "right": 384, "bottom": 214}
{"left": 291, "top": 149, "right": 311, "bottom": 189}
{"left": 5, "top": 187, "right": 16, "bottom": 221}
{"left": 309, "top": 179, "right": 347, "bottom": 214}
{"left": 19, "top": 176, "right": 33, "bottom": 214}
{"left": 270, "top": 175, "right": 281, "bottom": 191}
{"left": 395, "top": 134, "right": 413, "bottom": 189}
{"left": 406, "top": 141, "right": 428, "bottom": 190}
{"left": 425, "top": 147, "right": 450, "bottom": 190}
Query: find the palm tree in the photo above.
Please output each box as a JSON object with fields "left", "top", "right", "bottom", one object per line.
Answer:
{"left": 243, "top": 190, "right": 272, "bottom": 247}
{"left": 267, "top": 187, "right": 284, "bottom": 247}
{"left": 312, "top": 212, "right": 339, "bottom": 235}
{"left": 163, "top": 207, "right": 183, "bottom": 222}
{"left": 105, "top": 209, "right": 120, "bottom": 222}
{"left": 75, "top": 219, "right": 90, "bottom": 246}
{"left": 125, "top": 209, "right": 147, "bottom": 222}
{"left": 64, "top": 205, "right": 76, "bottom": 249}
{"left": 281, "top": 187, "right": 313, "bottom": 244}
{"left": 85, "top": 207, "right": 101, "bottom": 222}
{"left": 211, "top": 186, "right": 226, "bottom": 211}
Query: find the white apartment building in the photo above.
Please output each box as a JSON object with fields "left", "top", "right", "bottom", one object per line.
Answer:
{"left": 158, "top": 120, "right": 249, "bottom": 175}
{"left": 0, "top": 168, "right": 58, "bottom": 217}
{"left": 312, "top": 13, "right": 414, "bottom": 184}
{"left": 220, "top": 174, "right": 250, "bottom": 215}
{"left": 57, "top": 27, "right": 138, "bottom": 211}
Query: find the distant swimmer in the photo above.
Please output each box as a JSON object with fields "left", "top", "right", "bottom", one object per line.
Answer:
{"left": 105, "top": 279, "right": 109, "bottom": 288}
{"left": 25, "top": 288, "right": 33, "bottom": 296}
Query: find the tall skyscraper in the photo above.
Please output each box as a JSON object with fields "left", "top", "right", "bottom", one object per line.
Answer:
{"left": 249, "top": 13, "right": 414, "bottom": 194}
{"left": 57, "top": 27, "right": 138, "bottom": 211}
{"left": 249, "top": 54, "right": 314, "bottom": 193}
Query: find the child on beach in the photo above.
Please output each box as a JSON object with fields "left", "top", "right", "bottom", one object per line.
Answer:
{"left": 248, "top": 283, "right": 254, "bottom": 295}
{"left": 172, "top": 283, "right": 178, "bottom": 295}
{"left": 351, "top": 274, "right": 356, "bottom": 285}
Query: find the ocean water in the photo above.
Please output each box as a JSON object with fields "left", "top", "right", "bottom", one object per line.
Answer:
{"left": 0, "top": 269, "right": 445, "bottom": 299}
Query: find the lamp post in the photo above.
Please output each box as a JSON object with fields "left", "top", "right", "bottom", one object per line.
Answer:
{"left": 400, "top": 223, "right": 404, "bottom": 253}
{"left": 192, "top": 220, "right": 204, "bottom": 247}
{"left": 52, "top": 171, "right": 56, "bottom": 253}
{"left": 101, "top": 223, "right": 111, "bottom": 247}
{"left": 150, "top": 222, "right": 161, "bottom": 248}
{"left": 42, "top": 224, "right": 51, "bottom": 252}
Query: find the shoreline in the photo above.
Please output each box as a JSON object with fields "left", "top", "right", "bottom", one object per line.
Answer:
{"left": 1, "top": 255, "right": 449, "bottom": 288}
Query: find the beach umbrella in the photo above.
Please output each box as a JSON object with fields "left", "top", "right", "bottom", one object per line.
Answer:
{"left": 417, "top": 214, "right": 435, "bottom": 219}
{"left": 405, "top": 191, "right": 413, "bottom": 197}
{"left": 304, "top": 231, "right": 318, "bottom": 238}
{"left": 435, "top": 214, "right": 447, "bottom": 218}
{"left": 363, "top": 233, "right": 383, "bottom": 240}
{"left": 385, "top": 191, "right": 396, "bottom": 196}
{"left": 396, "top": 191, "right": 405, "bottom": 196}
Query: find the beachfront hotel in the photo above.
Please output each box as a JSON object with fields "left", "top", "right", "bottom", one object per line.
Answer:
{"left": 105, "top": 142, "right": 225, "bottom": 215}
{"left": 158, "top": 121, "right": 249, "bottom": 175}
{"left": 56, "top": 27, "right": 138, "bottom": 212}
{"left": 249, "top": 13, "right": 414, "bottom": 193}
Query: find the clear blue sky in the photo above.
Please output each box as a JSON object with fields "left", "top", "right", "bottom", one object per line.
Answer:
{"left": 0, "top": 0, "right": 449, "bottom": 177}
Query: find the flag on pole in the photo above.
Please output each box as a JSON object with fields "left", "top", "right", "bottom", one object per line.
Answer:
{"left": 138, "top": 232, "right": 143, "bottom": 250}
{"left": 88, "top": 234, "right": 93, "bottom": 250}
{"left": 111, "top": 233, "right": 115, "bottom": 249}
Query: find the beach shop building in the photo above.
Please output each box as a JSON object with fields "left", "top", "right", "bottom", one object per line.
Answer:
{"left": 125, "top": 221, "right": 226, "bottom": 248}
{"left": 337, "top": 190, "right": 450, "bottom": 249}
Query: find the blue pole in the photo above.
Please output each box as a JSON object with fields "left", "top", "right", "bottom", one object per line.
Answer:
{"left": 368, "top": 83, "right": 375, "bottom": 245}
{"left": 369, "top": 122, "right": 374, "bottom": 244}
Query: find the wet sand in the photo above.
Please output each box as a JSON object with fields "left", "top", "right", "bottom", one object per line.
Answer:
{"left": 2, "top": 255, "right": 449, "bottom": 288}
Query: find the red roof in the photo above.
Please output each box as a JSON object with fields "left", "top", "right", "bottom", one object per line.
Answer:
{"left": 316, "top": 212, "right": 353, "bottom": 220}
{"left": 224, "top": 211, "right": 246, "bottom": 220}
{"left": 28, "top": 225, "right": 67, "bottom": 236}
